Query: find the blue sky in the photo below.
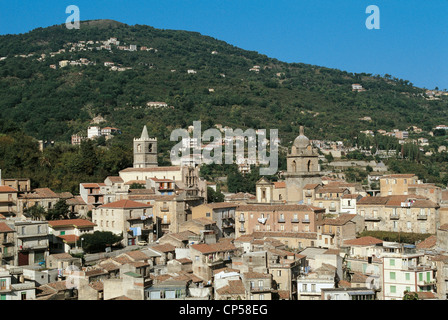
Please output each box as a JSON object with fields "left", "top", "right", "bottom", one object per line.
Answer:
{"left": 0, "top": 0, "right": 447, "bottom": 89}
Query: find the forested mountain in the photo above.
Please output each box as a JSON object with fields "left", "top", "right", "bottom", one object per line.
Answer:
{"left": 0, "top": 19, "right": 447, "bottom": 192}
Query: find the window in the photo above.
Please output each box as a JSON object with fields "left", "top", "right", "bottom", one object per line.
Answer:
{"left": 277, "top": 270, "right": 282, "bottom": 277}
{"left": 206, "top": 212, "right": 210, "bottom": 217}
{"left": 390, "top": 286, "right": 396, "bottom": 294}
{"left": 390, "top": 272, "right": 396, "bottom": 280}
{"left": 406, "top": 286, "right": 411, "bottom": 292}
{"left": 60, "top": 231, "right": 65, "bottom": 236}
{"left": 259, "top": 294, "right": 264, "bottom": 300}
{"left": 258, "top": 280, "right": 264, "bottom": 288}
{"left": 389, "top": 259, "right": 395, "bottom": 266}
{"left": 419, "top": 273, "right": 423, "bottom": 282}
{"left": 311, "top": 284, "right": 316, "bottom": 292}
{"left": 302, "top": 284, "right": 307, "bottom": 292}
{"left": 405, "top": 273, "right": 410, "bottom": 281}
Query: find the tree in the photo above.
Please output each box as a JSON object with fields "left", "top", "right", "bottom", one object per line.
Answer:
{"left": 80, "top": 231, "right": 123, "bottom": 253}
{"left": 207, "top": 187, "right": 225, "bottom": 203}
{"left": 24, "top": 204, "right": 46, "bottom": 221}
{"left": 46, "top": 199, "right": 72, "bottom": 220}
{"left": 129, "top": 183, "right": 145, "bottom": 189}
{"left": 403, "top": 291, "right": 419, "bottom": 300}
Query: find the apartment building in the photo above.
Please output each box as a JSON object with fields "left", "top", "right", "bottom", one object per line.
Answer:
{"left": 235, "top": 204, "right": 325, "bottom": 238}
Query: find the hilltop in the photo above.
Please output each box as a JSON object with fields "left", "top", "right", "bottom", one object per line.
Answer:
{"left": 0, "top": 19, "right": 446, "bottom": 147}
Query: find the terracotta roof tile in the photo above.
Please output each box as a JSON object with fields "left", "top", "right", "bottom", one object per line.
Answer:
{"left": 0, "top": 186, "right": 18, "bottom": 193}
{"left": 0, "top": 222, "right": 14, "bottom": 233}
{"left": 99, "top": 199, "right": 153, "bottom": 209}
{"left": 216, "top": 280, "right": 245, "bottom": 295}
{"left": 150, "top": 244, "right": 176, "bottom": 253}
{"left": 49, "top": 219, "right": 96, "bottom": 228}
{"left": 273, "top": 182, "right": 286, "bottom": 189}
{"left": 191, "top": 242, "right": 236, "bottom": 254}
{"left": 57, "top": 234, "right": 79, "bottom": 243}
{"left": 416, "top": 235, "right": 437, "bottom": 250}
{"left": 343, "top": 236, "right": 383, "bottom": 246}
{"left": 237, "top": 204, "right": 325, "bottom": 212}
{"left": 202, "top": 202, "right": 238, "bottom": 209}
{"left": 319, "top": 214, "right": 356, "bottom": 226}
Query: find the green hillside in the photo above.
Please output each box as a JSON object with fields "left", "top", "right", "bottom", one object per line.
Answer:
{"left": 0, "top": 19, "right": 447, "bottom": 193}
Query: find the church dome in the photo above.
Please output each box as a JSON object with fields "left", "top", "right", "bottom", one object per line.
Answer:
{"left": 293, "top": 126, "right": 310, "bottom": 149}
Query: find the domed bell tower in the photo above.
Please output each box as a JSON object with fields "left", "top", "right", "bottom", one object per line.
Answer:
{"left": 133, "top": 125, "right": 158, "bottom": 168}
{"left": 284, "top": 126, "right": 322, "bottom": 203}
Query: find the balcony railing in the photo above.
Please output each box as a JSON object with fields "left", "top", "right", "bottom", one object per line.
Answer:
{"left": 302, "top": 219, "right": 310, "bottom": 224}
{"left": 417, "top": 215, "right": 427, "bottom": 220}
{"left": 278, "top": 218, "right": 285, "bottom": 223}
{"left": 291, "top": 218, "right": 300, "bottom": 223}
{"left": 364, "top": 216, "right": 381, "bottom": 222}
{"left": 160, "top": 207, "right": 169, "bottom": 212}
{"left": 239, "top": 217, "right": 245, "bottom": 222}
{"left": 390, "top": 214, "right": 400, "bottom": 220}
{"left": 239, "top": 228, "right": 246, "bottom": 233}
{"left": 0, "top": 251, "right": 14, "bottom": 258}
{"left": 249, "top": 286, "right": 272, "bottom": 293}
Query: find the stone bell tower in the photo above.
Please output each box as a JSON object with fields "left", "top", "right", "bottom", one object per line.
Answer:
{"left": 284, "top": 126, "right": 322, "bottom": 203}
{"left": 133, "top": 125, "right": 158, "bottom": 168}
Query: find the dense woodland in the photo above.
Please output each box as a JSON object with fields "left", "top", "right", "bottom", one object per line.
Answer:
{"left": 0, "top": 20, "right": 448, "bottom": 193}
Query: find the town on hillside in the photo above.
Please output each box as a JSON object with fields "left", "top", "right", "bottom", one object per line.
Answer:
{"left": 1, "top": 124, "right": 448, "bottom": 301}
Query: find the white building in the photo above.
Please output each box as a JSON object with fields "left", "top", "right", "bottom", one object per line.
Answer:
{"left": 87, "top": 126, "right": 101, "bottom": 139}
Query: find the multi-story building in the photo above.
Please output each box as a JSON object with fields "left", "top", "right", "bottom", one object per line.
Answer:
{"left": 92, "top": 199, "right": 154, "bottom": 246}
{"left": 80, "top": 183, "right": 105, "bottom": 210}
{"left": 191, "top": 203, "right": 237, "bottom": 238}
{"left": 357, "top": 195, "right": 439, "bottom": 234}
{"left": 379, "top": 174, "right": 419, "bottom": 196}
{"left": 190, "top": 242, "right": 238, "bottom": 281}
{"left": 0, "top": 186, "right": 18, "bottom": 218}
{"left": 48, "top": 219, "right": 97, "bottom": 253}
{"left": 241, "top": 272, "right": 273, "bottom": 300}
{"left": 14, "top": 220, "right": 50, "bottom": 266}
{"left": 0, "top": 267, "right": 36, "bottom": 300}
{"left": 382, "top": 252, "right": 436, "bottom": 300}
{"left": 316, "top": 214, "right": 358, "bottom": 249}
{"left": 235, "top": 204, "right": 325, "bottom": 238}
{"left": 0, "top": 222, "right": 15, "bottom": 266}
{"left": 297, "top": 264, "right": 336, "bottom": 300}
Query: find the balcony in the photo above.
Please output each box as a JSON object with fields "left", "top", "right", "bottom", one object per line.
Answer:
{"left": 302, "top": 219, "right": 310, "bottom": 224}
{"left": 206, "top": 257, "right": 225, "bottom": 267}
{"left": 418, "top": 280, "right": 436, "bottom": 286}
{"left": 239, "top": 228, "right": 246, "bottom": 233}
{"left": 417, "top": 215, "right": 427, "bottom": 220}
{"left": 17, "top": 232, "right": 48, "bottom": 238}
{"left": 239, "top": 217, "right": 245, "bottom": 223}
{"left": 305, "top": 191, "right": 313, "bottom": 197}
{"left": 329, "top": 206, "right": 337, "bottom": 212}
{"left": 390, "top": 214, "right": 400, "bottom": 220}
{"left": 249, "top": 286, "right": 272, "bottom": 293}
{"left": 278, "top": 218, "right": 285, "bottom": 223}
{"left": 0, "top": 251, "right": 14, "bottom": 258}
{"left": 364, "top": 216, "right": 381, "bottom": 222}
{"left": 291, "top": 218, "right": 300, "bottom": 223}
{"left": 0, "top": 286, "right": 12, "bottom": 293}
{"left": 160, "top": 207, "right": 170, "bottom": 212}
{"left": 19, "top": 243, "right": 48, "bottom": 251}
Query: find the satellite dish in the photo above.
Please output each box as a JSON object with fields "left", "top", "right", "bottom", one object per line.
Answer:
{"left": 258, "top": 217, "right": 267, "bottom": 224}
